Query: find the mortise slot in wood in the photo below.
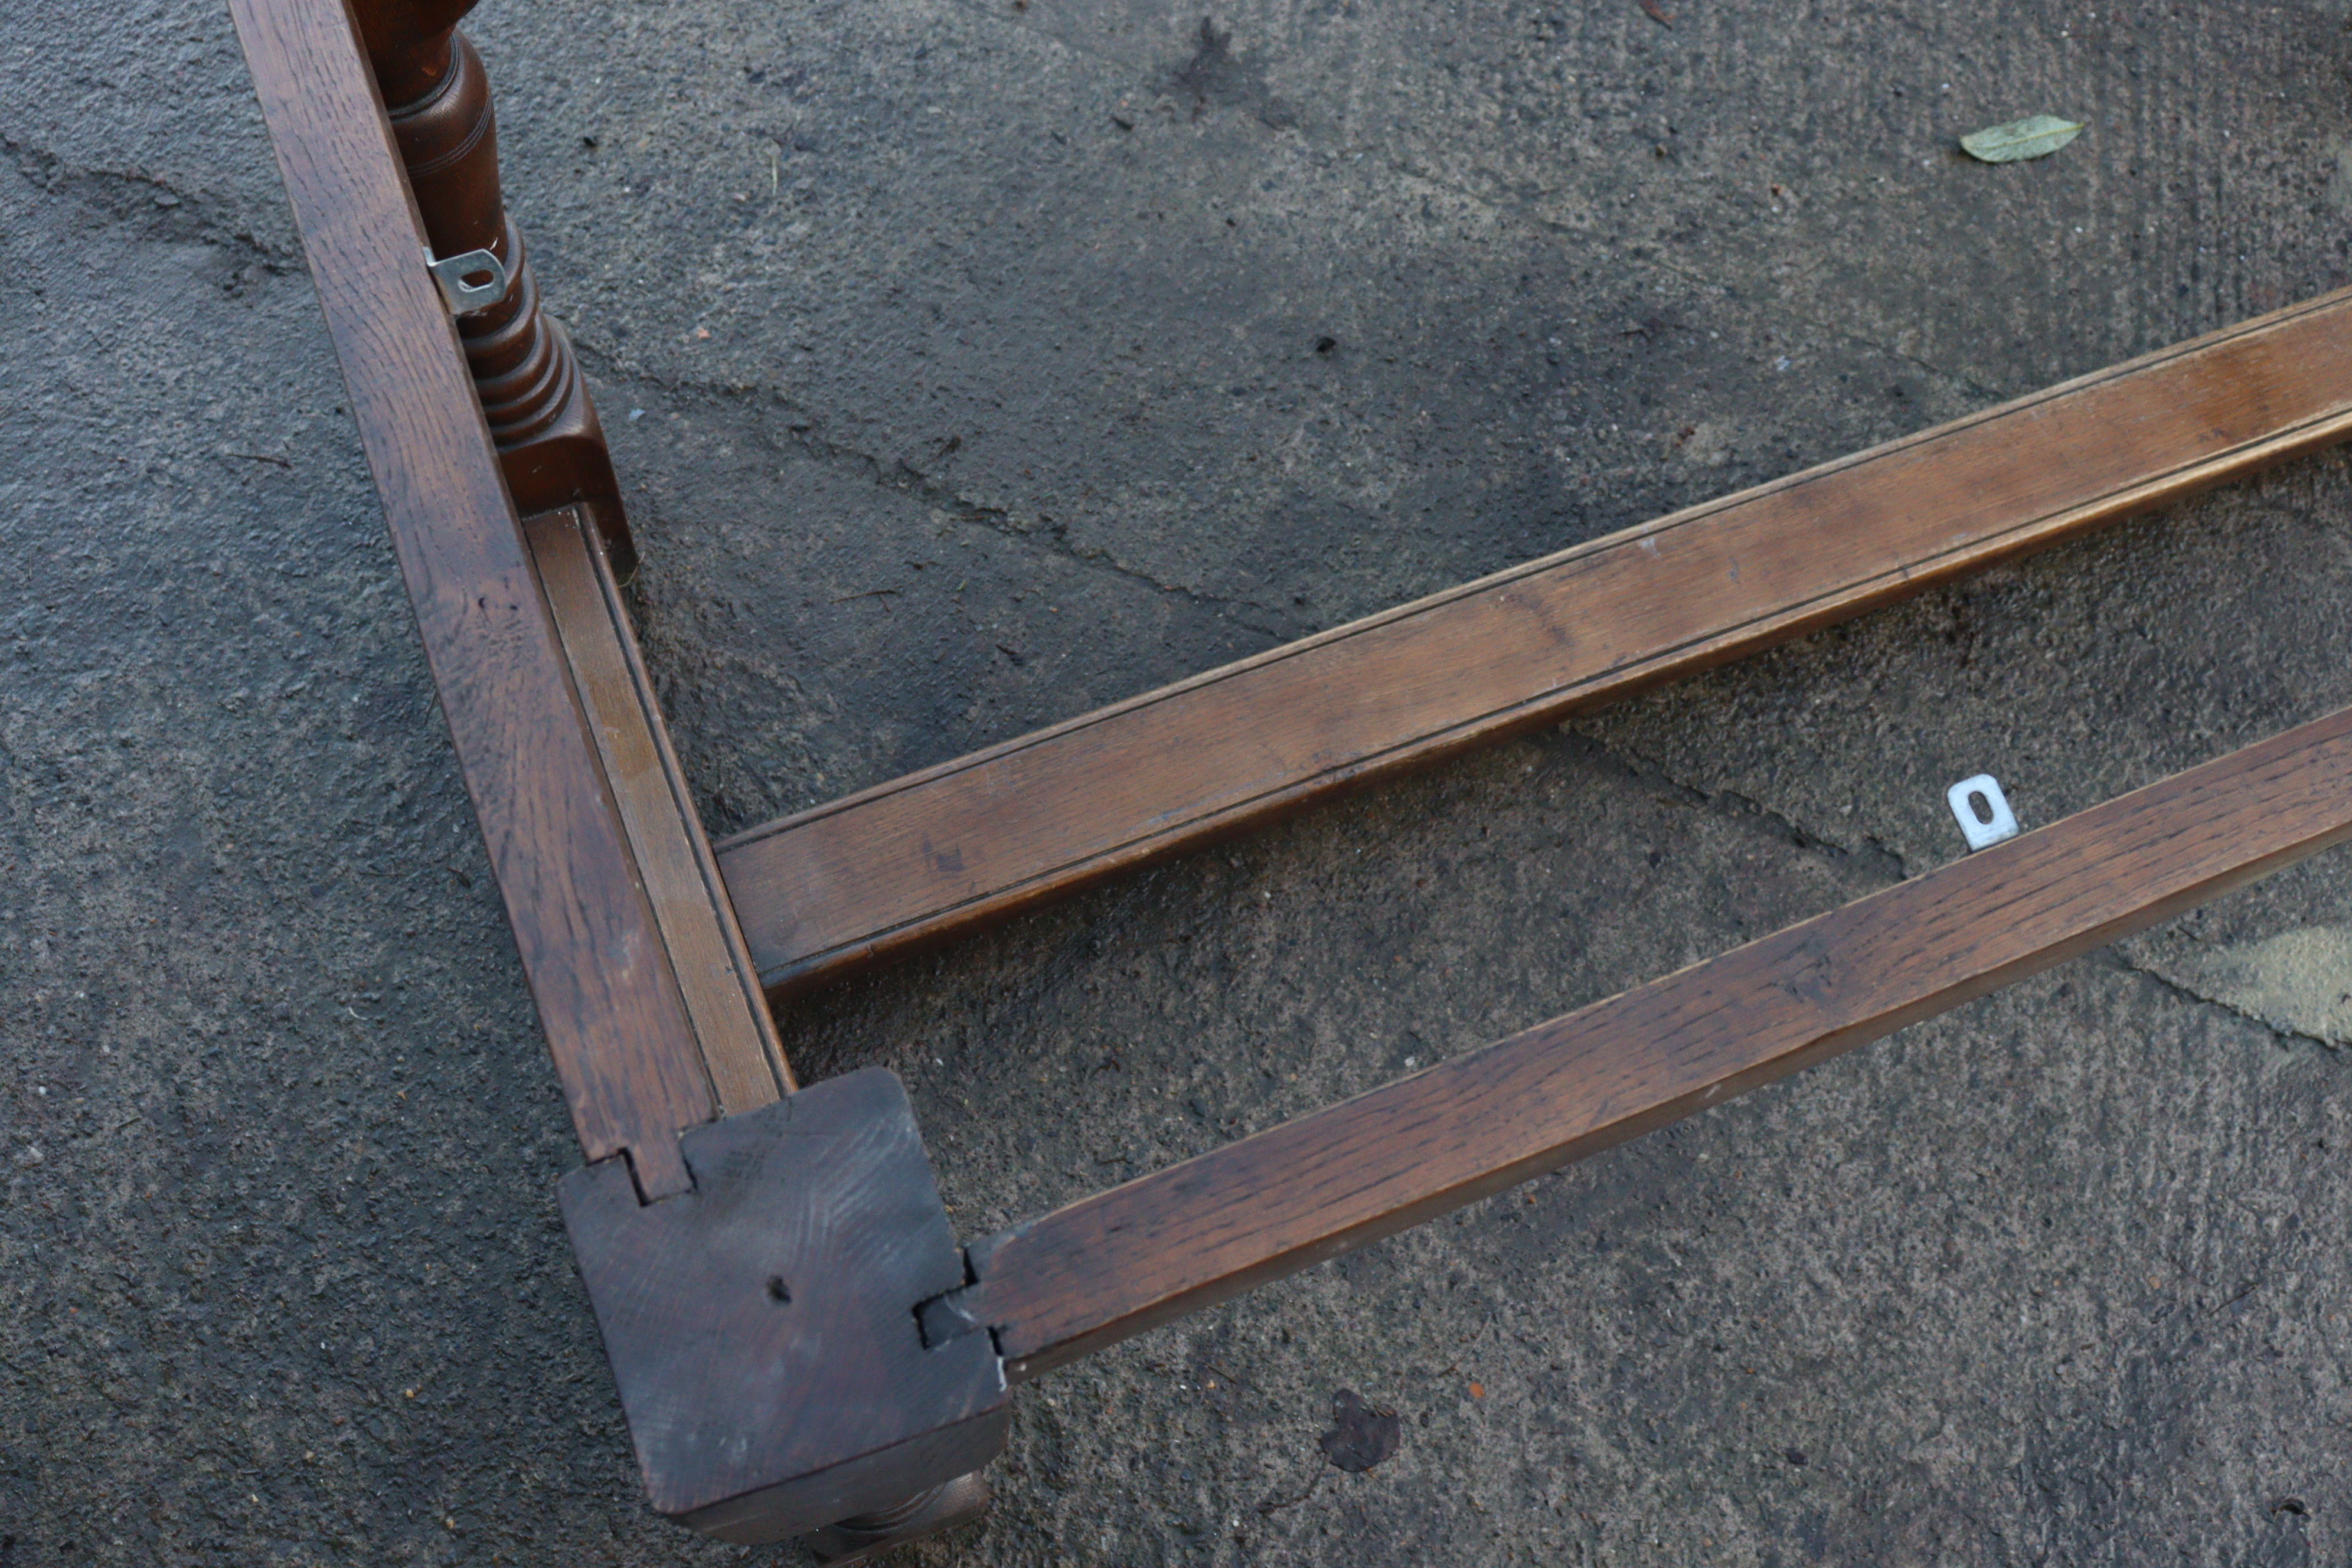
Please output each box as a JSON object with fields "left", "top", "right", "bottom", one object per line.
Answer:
{"left": 937, "top": 704, "right": 2352, "bottom": 1379}
{"left": 524, "top": 505, "right": 794, "bottom": 1108}
{"left": 716, "top": 288, "right": 2352, "bottom": 1000}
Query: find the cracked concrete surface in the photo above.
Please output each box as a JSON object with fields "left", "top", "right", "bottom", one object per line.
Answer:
{"left": 8, "top": 0, "right": 2352, "bottom": 1563}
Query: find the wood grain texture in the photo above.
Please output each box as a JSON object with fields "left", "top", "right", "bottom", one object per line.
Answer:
{"left": 231, "top": 0, "right": 713, "bottom": 1194}
{"left": 718, "top": 289, "right": 2352, "bottom": 999}
{"left": 525, "top": 504, "right": 794, "bottom": 1109}
{"left": 558, "top": 1069, "right": 1007, "bottom": 1542}
{"left": 940, "top": 706, "right": 2352, "bottom": 1380}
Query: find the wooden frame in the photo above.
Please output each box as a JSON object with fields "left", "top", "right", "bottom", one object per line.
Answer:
{"left": 229, "top": 0, "right": 2352, "bottom": 1556}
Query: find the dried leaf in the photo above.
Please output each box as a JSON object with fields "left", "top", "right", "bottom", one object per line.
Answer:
{"left": 1318, "top": 1389, "right": 1401, "bottom": 1473}
{"left": 1641, "top": 0, "right": 1673, "bottom": 25}
{"left": 1959, "top": 115, "right": 2085, "bottom": 164}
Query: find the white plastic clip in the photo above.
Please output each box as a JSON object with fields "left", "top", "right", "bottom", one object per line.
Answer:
{"left": 1945, "top": 773, "right": 2019, "bottom": 852}
{"left": 425, "top": 246, "right": 510, "bottom": 316}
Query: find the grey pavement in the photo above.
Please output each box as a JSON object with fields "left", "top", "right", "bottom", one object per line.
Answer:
{"left": 7, "top": 1, "right": 2352, "bottom": 1562}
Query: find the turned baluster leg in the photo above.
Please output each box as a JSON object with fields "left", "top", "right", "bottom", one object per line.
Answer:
{"left": 351, "top": 0, "right": 637, "bottom": 578}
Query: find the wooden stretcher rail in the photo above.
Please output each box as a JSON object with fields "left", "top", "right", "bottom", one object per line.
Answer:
{"left": 937, "top": 704, "right": 2352, "bottom": 1380}
{"left": 523, "top": 505, "right": 792, "bottom": 1110}
{"left": 231, "top": 0, "right": 783, "bottom": 1195}
{"left": 718, "top": 290, "right": 2352, "bottom": 999}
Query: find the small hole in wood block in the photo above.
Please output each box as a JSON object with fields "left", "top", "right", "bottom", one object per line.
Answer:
{"left": 766, "top": 1276, "right": 791, "bottom": 1303}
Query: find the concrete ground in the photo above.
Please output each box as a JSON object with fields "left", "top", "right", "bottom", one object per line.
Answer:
{"left": 8, "top": 0, "right": 2352, "bottom": 1562}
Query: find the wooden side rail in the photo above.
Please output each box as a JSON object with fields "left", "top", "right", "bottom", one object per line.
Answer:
{"left": 230, "top": 0, "right": 786, "bottom": 1193}
{"left": 926, "top": 704, "right": 2352, "bottom": 1379}
{"left": 523, "top": 505, "right": 792, "bottom": 1111}
{"left": 716, "top": 289, "right": 2352, "bottom": 999}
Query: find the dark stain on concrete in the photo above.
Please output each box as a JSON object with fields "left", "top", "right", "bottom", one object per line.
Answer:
{"left": 1170, "top": 18, "right": 1296, "bottom": 129}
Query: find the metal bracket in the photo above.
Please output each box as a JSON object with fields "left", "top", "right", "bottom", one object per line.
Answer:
{"left": 424, "top": 245, "right": 510, "bottom": 315}
{"left": 1946, "top": 773, "right": 2020, "bottom": 851}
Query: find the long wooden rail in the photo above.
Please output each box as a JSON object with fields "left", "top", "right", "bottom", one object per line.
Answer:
{"left": 717, "top": 290, "right": 2352, "bottom": 999}
{"left": 933, "top": 704, "right": 2352, "bottom": 1379}
{"left": 231, "top": 0, "right": 783, "bottom": 1195}
{"left": 524, "top": 506, "right": 792, "bottom": 1110}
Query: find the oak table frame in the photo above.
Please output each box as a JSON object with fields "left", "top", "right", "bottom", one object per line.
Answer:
{"left": 227, "top": 0, "right": 2352, "bottom": 1556}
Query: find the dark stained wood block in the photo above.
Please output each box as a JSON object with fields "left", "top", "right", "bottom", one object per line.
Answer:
{"left": 559, "top": 1069, "right": 1008, "bottom": 1543}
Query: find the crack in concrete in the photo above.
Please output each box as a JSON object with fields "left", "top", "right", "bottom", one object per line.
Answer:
{"left": 2095, "top": 949, "right": 2342, "bottom": 1054}
{"left": 1559, "top": 730, "right": 2343, "bottom": 1055}
{"left": 540, "top": 4, "right": 2003, "bottom": 574}
{"left": 1554, "top": 729, "right": 2348, "bottom": 1052}
{"left": 578, "top": 352, "right": 1301, "bottom": 639}
{"left": 1, "top": 135, "right": 292, "bottom": 270}
{"left": 1541, "top": 726, "right": 1910, "bottom": 886}
{"left": 514, "top": 11, "right": 2033, "bottom": 669}
{"left": 1, "top": 121, "right": 1321, "bottom": 661}
{"left": 1023, "top": 513, "right": 1294, "bottom": 642}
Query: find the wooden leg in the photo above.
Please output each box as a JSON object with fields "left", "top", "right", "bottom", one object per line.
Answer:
{"left": 350, "top": 0, "right": 636, "bottom": 575}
